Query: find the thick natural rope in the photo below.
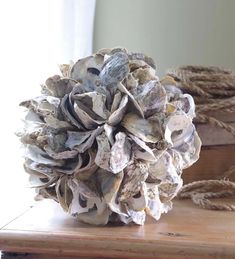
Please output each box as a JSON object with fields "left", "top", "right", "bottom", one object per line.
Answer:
{"left": 220, "top": 165, "right": 235, "bottom": 180}
{"left": 168, "top": 65, "right": 235, "bottom": 210}
{"left": 196, "top": 96, "right": 235, "bottom": 113}
{"left": 178, "top": 178, "right": 235, "bottom": 211}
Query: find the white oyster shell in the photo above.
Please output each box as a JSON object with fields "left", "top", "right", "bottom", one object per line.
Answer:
{"left": 110, "top": 132, "right": 132, "bottom": 173}
{"left": 122, "top": 113, "right": 161, "bottom": 143}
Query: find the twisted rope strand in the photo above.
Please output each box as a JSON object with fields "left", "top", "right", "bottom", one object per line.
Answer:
{"left": 168, "top": 65, "right": 235, "bottom": 211}
{"left": 196, "top": 96, "right": 235, "bottom": 113}
{"left": 178, "top": 180, "right": 235, "bottom": 211}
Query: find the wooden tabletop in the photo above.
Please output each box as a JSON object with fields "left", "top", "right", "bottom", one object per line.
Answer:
{"left": 0, "top": 198, "right": 235, "bottom": 259}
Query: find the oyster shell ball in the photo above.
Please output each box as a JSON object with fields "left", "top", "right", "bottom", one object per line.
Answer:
{"left": 19, "top": 48, "right": 201, "bottom": 225}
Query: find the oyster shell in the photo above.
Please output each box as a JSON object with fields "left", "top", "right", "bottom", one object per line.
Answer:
{"left": 98, "top": 47, "right": 128, "bottom": 56}
{"left": 171, "top": 94, "right": 196, "bottom": 119}
{"left": 108, "top": 94, "right": 128, "bottom": 125}
{"left": 65, "top": 130, "right": 94, "bottom": 149}
{"left": 24, "top": 159, "right": 54, "bottom": 178}
{"left": 128, "top": 52, "right": 156, "bottom": 69}
{"left": 124, "top": 73, "right": 138, "bottom": 90}
{"left": 68, "top": 178, "right": 98, "bottom": 215}
{"left": 73, "top": 100, "right": 105, "bottom": 130}
{"left": 125, "top": 183, "right": 147, "bottom": 211}
{"left": 145, "top": 183, "right": 172, "bottom": 221}
{"left": 56, "top": 175, "right": 72, "bottom": 212}
{"left": 20, "top": 96, "right": 61, "bottom": 118}
{"left": 110, "top": 90, "right": 122, "bottom": 113}
{"left": 17, "top": 110, "right": 45, "bottom": 146}
{"left": 129, "top": 134, "right": 156, "bottom": 161}
{"left": 59, "top": 62, "right": 74, "bottom": 78}
{"left": 126, "top": 209, "right": 146, "bottom": 225}
{"left": 95, "top": 132, "right": 111, "bottom": 171}
{"left": 110, "top": 132, "right": 132, "bottom": 174}
{"left": 73, "top": 91, "right": 110, "bottom": 120}
{"left": 100, "top": 51, "right": 129, "bottom": 86}
{"left": 70, "top": 54, "right": 104, "bottom": 87}
{"left": 44, "top": 145, "right": 78, "bottom": 160}
{"left": 24, "top": 145, "right": 65, "bottom": 167}
{"left": 60, "top": 94, "right": 85, "bottom": 130}
{"left": 45, "top": 75, "right": 75, "bottom": 98}
{"left": 120, "top": 161, "right": 149, "bottom": 201}
{"left": 77, "top": 207, "right": 110, "bottom": 225}
{"left": 74, "top": 150, "right": 98, "bottom": 180}
{"left": 104, "top": 124, "right": 115, "bottom": 145}
{"left": 132, "top": 66, "right": 156, "bottom": 85}
{"left": 122, "top": 113, "right": 161, "bottom": 143}
{"left": 148, "top": 151, "right": 183, "bottom": 201}
{"left": 28, "top": 173, "right": 58, "bottom": 189}
{"left": 118, "top": 82, "right": 144, "bottom": 118}
{"left": 130, "top": 80, "right": 167, "bottom": 117}
{"left": 73, "top": 126, "right": 104, "bottom": 153}
{"left": 96, "top": 169, "right": 123, "bottom": 203}
{"left": 176, "top": 130, "right": 202, "bottom": 169}
{"left": 68, "top": 176, "right": 110, "bottom": 225}
{"left": 164, "top": 113, "right": 194, "bottom": 147}
{"left": 44, "top": 115, "right": 74, "bottom": 131}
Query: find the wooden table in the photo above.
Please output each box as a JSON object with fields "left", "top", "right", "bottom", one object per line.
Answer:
{"left": 0, "top": 199, "right": 235, "bottom": 259}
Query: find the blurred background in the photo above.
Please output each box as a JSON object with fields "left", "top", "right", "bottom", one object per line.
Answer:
{"left": 94, "top": 0, "right": 235, "bottom": 76}
{"left": 0, "top": 0, "right": 235, "bottom": 219}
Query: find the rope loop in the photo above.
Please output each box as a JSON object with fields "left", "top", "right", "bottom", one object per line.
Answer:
{"left": 168, "top": 66, "right": 235, "bottom": 211}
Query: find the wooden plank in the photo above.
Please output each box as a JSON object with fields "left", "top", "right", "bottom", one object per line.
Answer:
{"left": 1, "top": 252, "right": 103, "bottom": 259}
{"left": 0, "top": 199, "right": 235, "bottom": 259}
{"left": 195, "top": 111, "right": 235, "bottom": 146}
{"left": 204, "top": 111, "right": 235, "bottom": 123}
{"left": 196, "top": 123, "right": 235, "bottom": 146}
{"left": 183, "top": 145, "right": 235, "bottom": 183}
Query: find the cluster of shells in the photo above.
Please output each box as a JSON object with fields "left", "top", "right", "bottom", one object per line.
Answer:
{"left": 18, "top": 48, "right": 201, "bottom": 225}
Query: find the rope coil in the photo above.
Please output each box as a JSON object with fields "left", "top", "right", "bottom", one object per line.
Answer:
{"left": 168, "top": 65, "right": 235, "bottom": 210}
{"left": 178, "top": 179, "right": 235, "bottom": 211}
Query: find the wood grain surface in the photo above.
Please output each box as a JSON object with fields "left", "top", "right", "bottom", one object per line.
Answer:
{"left": 205, "top": 111, "right": 235, "bottom": 123}
{"left": 197, "top": 123, "right": 235, "bottom": 146}
{"left": 196, "top": 111, "right": 235, "bottom": 146}
{"left": 183, "top": 144, "right": 235, "bottom": 184}
{"left": 0, "top": 199, "right": 235, "bottom": 259}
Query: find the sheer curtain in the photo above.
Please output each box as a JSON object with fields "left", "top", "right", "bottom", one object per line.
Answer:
{"left": 0, "top": 0, "right": 96, "bottom": 215}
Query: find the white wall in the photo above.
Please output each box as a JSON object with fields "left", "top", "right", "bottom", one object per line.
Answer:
{"left": 93, "top": 0, "right": 235, "bottom": 76}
